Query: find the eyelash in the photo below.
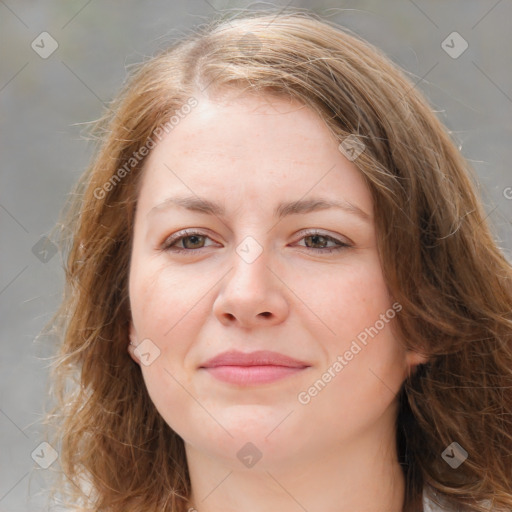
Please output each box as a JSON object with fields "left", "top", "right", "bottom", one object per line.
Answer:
{"left": 161, "top": 229, "right": 351, "bottom": 254}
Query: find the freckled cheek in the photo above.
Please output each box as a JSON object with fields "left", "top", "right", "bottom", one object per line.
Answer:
{"left": 300, "top": 266, "right": 389, "bottom": 332}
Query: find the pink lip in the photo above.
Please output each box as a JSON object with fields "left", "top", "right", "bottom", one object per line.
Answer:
{"left": 199, "top": 350, "right": 310, "bottom": 385}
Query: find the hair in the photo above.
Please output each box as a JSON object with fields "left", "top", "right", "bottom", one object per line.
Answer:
{"left": 43, "top": 7, "right": 512, "bottom": 512}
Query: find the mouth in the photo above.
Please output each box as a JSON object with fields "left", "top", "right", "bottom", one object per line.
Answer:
{"left": 199, "top": 350, "right": 310, "bottom": 385}
{"left": 202, "top": 365, "right": 308, "bottom": 385}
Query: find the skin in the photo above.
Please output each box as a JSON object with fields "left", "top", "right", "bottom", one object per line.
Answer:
{"left": 128, "top": 90, "right": 427, "bottom": 512}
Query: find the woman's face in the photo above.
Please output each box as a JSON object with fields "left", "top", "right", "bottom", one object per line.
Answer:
{"left": 128, "top": 91, "right": 424, "bottom": 471}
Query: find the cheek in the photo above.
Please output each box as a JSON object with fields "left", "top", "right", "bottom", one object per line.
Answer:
{"left": 293, "top": 256, "right": 406, "bottom": 423}
{"left": 128, "top": 251, "right": 213, "bottom": 364}
{"left": 129, "top": 253, "right": 202, "bottom": 341}
{"left": 330, "top": 272, "right": 406, "bottom": 410}
{"left": 129, "top": 261, "right": 204, "bottom": 438}
{"left": 297, "top": 324, "right": 407, "bottom": 445}
{"left": 296, "top": 254, "right": 393, "bottom": 341}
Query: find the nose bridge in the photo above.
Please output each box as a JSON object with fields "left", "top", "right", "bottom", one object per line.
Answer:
{"left": 226, "top": 202, "right": 287, "bottom": 290}
{"left": 213, "top": 231, "right": 289, "bottom": 326}
{"left": 228, "top": 204, "right": 272, "bottom": 272}
{"left": 229, "top": 233, "right": 272, "bottom": 297}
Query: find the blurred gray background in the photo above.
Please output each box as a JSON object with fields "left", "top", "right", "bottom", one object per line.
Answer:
{"left": 1, "top": 0, "right": 511, "bottom": 510}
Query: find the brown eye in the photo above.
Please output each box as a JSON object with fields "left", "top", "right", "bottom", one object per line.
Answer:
{"left": 178, "top": 234, "right": 206, "bottom": 249}
{"left": 296, "top": 231, "right": 351, "bottom": 253}
{"left": 304, "top": 234, "right": 330, "bottom": 249}
{"left": 162, "top": 230, "right": 216, "bottom": 253}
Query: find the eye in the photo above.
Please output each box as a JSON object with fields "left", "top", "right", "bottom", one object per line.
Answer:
{"left": 295, "top": 230, "right": 351, "bottom": 253}
{"left": 161, "top": 229, "right": 217, "bottom": 253}
{"left": 161, "top": 229, "right": 351, "bottom": 254}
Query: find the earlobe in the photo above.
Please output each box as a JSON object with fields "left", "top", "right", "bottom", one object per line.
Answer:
{"left": 406, "top": 349, "right": 429, "bottom": 372}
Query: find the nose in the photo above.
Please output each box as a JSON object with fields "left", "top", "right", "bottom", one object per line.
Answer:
{"left": 212, "top": 243, "right": 289, "bottom": 329}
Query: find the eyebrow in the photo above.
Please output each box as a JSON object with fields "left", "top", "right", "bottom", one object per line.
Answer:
{"left": 148, "top": 195, "right": 371, "bottom": 222}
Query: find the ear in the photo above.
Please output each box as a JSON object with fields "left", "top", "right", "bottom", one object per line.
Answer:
{"left": 405, "top": 349, "right": 429, "bottom": 374}
{"left": 128, "top": 322, "right": 140, "bottom": 365}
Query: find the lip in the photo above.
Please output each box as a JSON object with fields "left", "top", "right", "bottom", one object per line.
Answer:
{"left": 200, "top": 350, "right": 309, "bottom": 368}
{"left": 199, "top": 350, "right": 310, "bottom": 385}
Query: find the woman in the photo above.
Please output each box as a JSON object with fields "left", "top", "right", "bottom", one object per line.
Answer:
{"left": 45, "top": 9, "right": 512, "bottom": 512}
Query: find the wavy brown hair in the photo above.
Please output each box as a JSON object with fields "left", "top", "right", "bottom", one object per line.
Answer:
{"left": 43, "top": 8, "right": 512, "bottom": 512}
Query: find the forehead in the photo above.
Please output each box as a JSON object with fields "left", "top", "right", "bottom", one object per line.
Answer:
{"left": 160, "top": 92, "right": 332, "bottom": 157}
{"left": 136, "top": 92, "right": 372, "bottom": 217}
